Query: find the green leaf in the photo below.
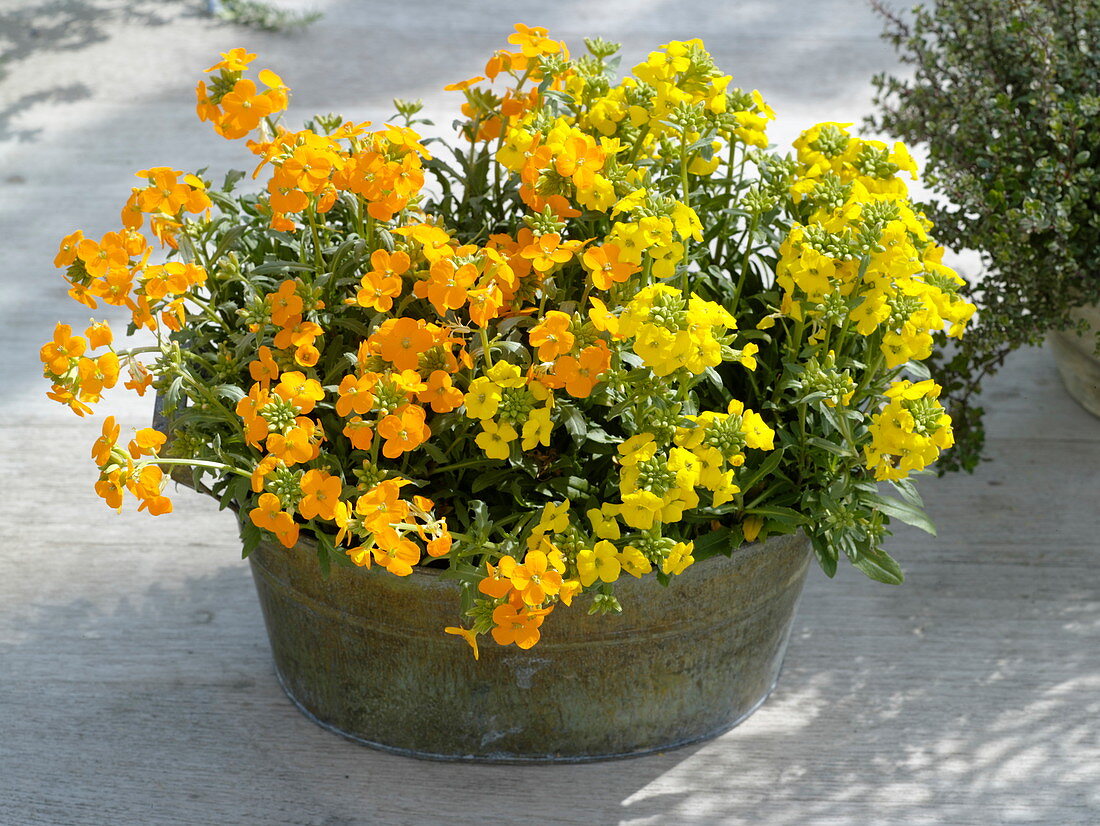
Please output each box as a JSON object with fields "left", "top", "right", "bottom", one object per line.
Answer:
{"left": 851, "top": 546, "right": 904, "bottom": 585}
{"left": 745, "top": 505, "right": 804, "bottom": 525}
{"left": 811, "top": 534, "right": 838, "bottom": 578}
{"left": 692, "top": 525, "right": 743, "bottom": 560}
{"left": 315, "top": 530, "right": 333, "bottom": 578}
{"left": 806, "top": 435, "right": 852, "bottom": 457}
{"left": 738, "top": 446, "right": 786, "bottom": 491}
{"left": 867, "top": 492, "right": 937, "bottom": 535}
{"left": 240, "top": 520, "right": 262, "bottom": 559}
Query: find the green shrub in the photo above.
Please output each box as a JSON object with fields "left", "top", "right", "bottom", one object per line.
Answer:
{"left": 869, "top": 0, "right": 1100, "bottom": 471}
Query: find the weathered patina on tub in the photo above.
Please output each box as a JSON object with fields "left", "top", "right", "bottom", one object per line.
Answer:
{"left": 1050, "top": 304, "right": 1100, "bottom": 419}
{"left": 248, "top": 531, "right": 812, "bottom": 762}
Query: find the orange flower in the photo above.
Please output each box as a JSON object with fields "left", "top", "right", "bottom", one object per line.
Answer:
{"left": 582, "top": 243, "right": 639, "bottom": 290}
{"left": 268, "top": 281, "right": 304, "bottom": 327}
{"left": 491, "top": 600, "right": 551, "bottom": 649}
{"left": 426, "top": 529, "right": 453, "bottom": 558}
{"left": 217, "top": 79, "right": 277, "bottom": 139}
{"left": 342, "top": 417, "right": 375, "bottom": 450}
{"left": 205, "top": 47, "right": 256, "bottom": 73}
{"left": 444, "top": 76, "right": 486, "bottom": 92}
{"left": 372, "top": 317, "right": 436, "bottom": 371}
{"left": 355, "top": 479, "right": 410, "bottom": 533}
{"left": 40, "top": 323, "right": 86, "bottom": 375}
{"left": 466, "top": 285, "right": 505, "bottom": 328}
{"left": 377, "top": 404, "right": 431, "bottom": 458}
{"left": 478, "top": 560, "right": 514, "bottom": 599}
{"left": 55, "top": 231, "right": 84, "bottom": 268}
{"left": 335, "top": 373, "right": 377, "bottom": 417}
{"left": 95, "top": 467, "right": 127, "bottom": 510}
{"left": 416, "top": 259, "right": 478, "bottom": 315}
{"left": 266, "top": 418, "right": 320, "bottom": 465}
{"left": 91, "top": 416, "right": 120, "bottom": 467}
{"left": 419, "top": 370, "right": 464, "bottom": 413}
{"left": 129, "top": 465, "right": 173, "bottom": 516}
{"left": 272, "top": 318, "right": 323, "bottom": 351}
{"left": 500, "top": 549, "right": 563, "bottom": 606}
{"left": 249, "top": 345, "right": 280, "bottom": 384}
{"left": 553, "top": 342, "right": 611, "bottom": 398}
{"left": 77, "top": 352, "right": 120, "bottom": 399}
{"left": 529, "top": 311, "right": 574, "bottom": 362}
{"left": 250, "top": 455, "right": 279, "bottom": 492}
{"left": 371, "top": 527, "right": 421, "bottom": 576}
{"left": 520, "top": 233, "right": 575, "bottom": 273}
{"left": 299, "top": 469, "right": 343, "bottom": 521}
{"left": 250, "top": 492, "right": 299, "bottom": 547}
{"left": 444, "top": 626, "right": 479, "bottom": 659}
{"left": 85, "top": 321, "right": 113, "bottom": 350}
{"left": 356, "top": 270, "right": 402, "bottom": 313}
{"left": 274, "top": 371, "right": 324, "bottom": 414}
{"left": 554, "top": 134, "right": 605, "bottom": 190}
{"left": 128, "top": 428, "right": 167, "bottom": 459}
{"left": 507, "top": 23, "right": 566, "bottom": 59}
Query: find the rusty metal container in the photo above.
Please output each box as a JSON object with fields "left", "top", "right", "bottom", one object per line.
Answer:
{"left": 247, "top": 531, "right": 812, "bottom": 762}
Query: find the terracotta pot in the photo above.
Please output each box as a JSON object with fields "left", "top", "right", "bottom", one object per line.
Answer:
{"left": 1050, "top": 304, "right": 1100, "bottom": 418}
{"left": 247, "top": 530, "right": 812, "bottom": 763}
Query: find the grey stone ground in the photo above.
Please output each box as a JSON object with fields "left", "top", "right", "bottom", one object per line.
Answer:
{"left": 1, "top": 2, "right": 1098, "bottom": 824}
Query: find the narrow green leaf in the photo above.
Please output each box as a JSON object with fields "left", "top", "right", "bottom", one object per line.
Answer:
{"left": 851, "top": 546, "right": 905, "bottom": 585}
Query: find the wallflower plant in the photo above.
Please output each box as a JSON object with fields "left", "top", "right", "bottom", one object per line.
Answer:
{"left": 43, "top": 28, "right": 973, "bottom": 655}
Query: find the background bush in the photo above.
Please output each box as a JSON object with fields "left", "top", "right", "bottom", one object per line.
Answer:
{"left": 869, "top": 0, "right": 1100, "bottom": 471}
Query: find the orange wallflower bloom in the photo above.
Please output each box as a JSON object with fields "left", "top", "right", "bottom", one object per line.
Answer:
{"left": 40, "top": 323, "right": 86, "bottom": 375}
{"left": 299, "top": 469, "right": 343, "bottom": 521}
{"left": 377, "top": 404, "right": 431, "bottom": 458}
{"left": 55, "top": 231, "right": 83, "bottom": 268}
{"left": 250, "top": 455, "right": 279, "bottom": 492}
{"left": 491, "top": 600, "right": 551, "bottom": 649}
{"left": 266, "top": 417, "right": 321, "bottom": 465}
{"left": 416, "top": 259, "right": 478, "bottom": 315}
{"left": 91, "top": 416, "right": 120, "bottom": 467}
{"left": 85, "top": 321, "right": 113, "bottom": 349}
{"left": 128, "top": 428, "right": 167, "bottom": 459}
{"left": 341, "top": 417, "right": 375, "bottom": 450}
{"left": 355, "top": 479, "right": 410, "bottom": 533}
{"left": 356, "top": 269, "right": 402, "bottom": 313}
{"left": 553, "top": 342, "right": 611, "bottom": 398}
{"left": 582, "top": 243, "right": 639, "bottom": 290}
{"left": 529, "top": 311, "right": 575, "bottom": 362}
{"left": 77, "top": 352, "right": 120, "bottom": 399}
{"left": 336, "top": 373, "right": 377, "bottom": 417}
{"left": 426, "top": 529, "right": 453, "bottom": 558}
{"left": 554, "top": 134, "right": 605, "bottom": 190}
{"left": 249, "top": 345, "right": 280, "bottom": 384}
{"left": 372, "top": 317, "right": 437, "bottom": 371}
{"left": 444, "top": 626, "right": 479, "bottom": 659}
{"left": 478, "top": 560, "right": 514, "bottom": 599}
{"left": 371, "top": 528, "right": 421, "bottom": 576}
{"left": 500, "top": 549, "right": 563, "bottom": 606}
{"left": 520, "top": 233, "right": 575, "bottom": 273}
{"left": 466, "top": 285, "right": 505, "bottom": 328}
{"left": 419, "top": 370, "right": 464, "bottom": 413}
{"left": 274, "top": 371, "right": 324, "bottom": 414}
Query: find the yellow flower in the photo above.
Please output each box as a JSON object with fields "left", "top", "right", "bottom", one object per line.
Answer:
{"left": 521, "top": 406, "right": 553, "bottom": 450}
{"left": 619, "top": 490, "right": 663, "bottom": 530}
{"left": 586, "top": 505, "right": 621, "bottom": 540}
{"left": 464, "top": 376, "right": 502, "bottom": 420}
{"left": 475, "top": 419, "right": 518, "bottom": 460}
{"left": 661, "top": 541, "right": 695, "bottom": 576}
{"left": 576, "top": 540, "right": 621, "bottom": 587}
{"left": 617, "top": 546, "right": 652, "bottom": 578}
